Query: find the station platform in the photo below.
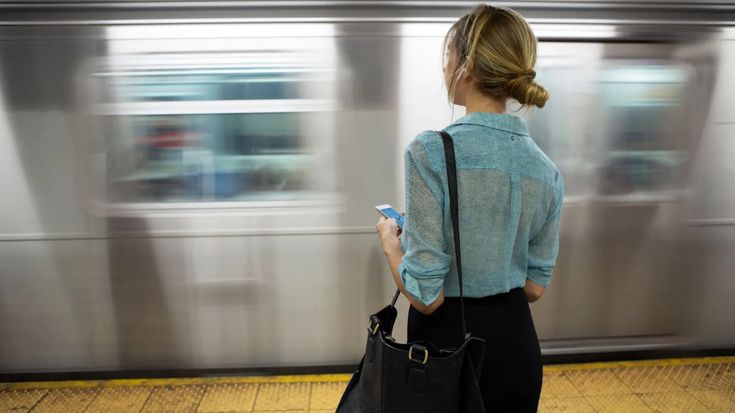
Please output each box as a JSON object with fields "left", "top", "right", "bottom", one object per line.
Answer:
{"left": 1, "top": 356, "right": 734, "bottom": 412}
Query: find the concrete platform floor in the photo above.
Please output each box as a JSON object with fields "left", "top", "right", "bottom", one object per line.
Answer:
{"left": 1, "top": 356, "right": 734, "bottom": 412}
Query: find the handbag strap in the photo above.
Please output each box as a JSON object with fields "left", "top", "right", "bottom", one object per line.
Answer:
{"left": 437, "top": 130, "right": 469, "bottom": 340}
{"left": 389, "top": 130, "right": 469, "bottom": 340}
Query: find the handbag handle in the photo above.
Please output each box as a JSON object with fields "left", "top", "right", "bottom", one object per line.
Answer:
{"left": 390, "top": 130, "right": 469, "bottom": 340}
{"left": 437, "top": 130, "right": 469, "bottom": 340}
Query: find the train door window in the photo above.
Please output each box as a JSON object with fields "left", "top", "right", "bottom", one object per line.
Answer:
{"left": 597, "top": 63, "right": 690, "bottom": 198}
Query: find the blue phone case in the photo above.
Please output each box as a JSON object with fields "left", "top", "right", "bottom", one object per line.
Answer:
{"left": 379, "top": 207, "right": 405, "bottom": 228}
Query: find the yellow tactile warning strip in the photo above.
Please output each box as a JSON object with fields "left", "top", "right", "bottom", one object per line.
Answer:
{"left": 1, "top": 356, "right": 734, "bottom": 412}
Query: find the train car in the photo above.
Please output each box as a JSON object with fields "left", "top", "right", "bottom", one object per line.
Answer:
{"left": 0, "top": 0, "right": 733, "bottom": 375}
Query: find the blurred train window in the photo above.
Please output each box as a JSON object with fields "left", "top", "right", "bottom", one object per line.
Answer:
{"left": 598, "top": 64, "right": 689, "bottom": 197}
{"left": 104, "top": 112, "right": 324, "bottom": 203}
{"left": 88, "top": 52, "right": 337, "bottom": 206}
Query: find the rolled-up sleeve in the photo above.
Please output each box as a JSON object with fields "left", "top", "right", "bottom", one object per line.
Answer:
{"left": 527, "top": 172, "right": 564, "bottom": 287}
{"left": 397, "top": 139, "right": 451, "bottom": 306}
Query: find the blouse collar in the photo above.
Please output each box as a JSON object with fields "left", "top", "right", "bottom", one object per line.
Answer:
{"left": 450, "top": 111, "right": 530, "bottom": 136}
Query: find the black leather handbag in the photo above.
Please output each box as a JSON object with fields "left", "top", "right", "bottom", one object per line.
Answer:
{"left": 336, "top": 130, "right": 487, "bottom": 413}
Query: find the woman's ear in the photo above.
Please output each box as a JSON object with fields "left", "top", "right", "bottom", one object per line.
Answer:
{"left": 458, "top": 63, "right": 474, "bottom": 83}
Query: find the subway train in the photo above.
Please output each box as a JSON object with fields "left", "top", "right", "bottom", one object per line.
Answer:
{"left": 0, "top": 1, "right": 734, "bottom": 375}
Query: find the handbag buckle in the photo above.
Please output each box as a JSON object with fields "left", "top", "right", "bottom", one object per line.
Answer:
{"left": 368, "top": 315, "right": 382, "bottom": 336}
{"left": 408, "top": 345, "right": 429, "bottom": 365}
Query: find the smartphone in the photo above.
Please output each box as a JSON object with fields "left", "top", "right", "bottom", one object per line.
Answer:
{"left": 375, "top": 204, "right": 405, "bottom": 229}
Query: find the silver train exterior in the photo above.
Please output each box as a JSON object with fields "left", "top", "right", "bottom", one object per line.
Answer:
{"left": 0, "top": 1, "right": 733, "bottom": 374}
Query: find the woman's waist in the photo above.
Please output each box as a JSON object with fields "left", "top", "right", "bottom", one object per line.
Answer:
{"left": 443, "top": 286, "right": 525, "bottom": 304}
{"left": 441, "top": 274, "right": 526, "bottom": 299}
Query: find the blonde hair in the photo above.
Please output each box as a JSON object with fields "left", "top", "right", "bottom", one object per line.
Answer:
{"left": 444, "top": 4, "right": 549, "bottom": 108}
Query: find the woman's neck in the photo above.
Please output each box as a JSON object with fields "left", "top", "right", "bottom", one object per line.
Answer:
{"left": 463, "top": 87, "right": 507, "bottom": 115}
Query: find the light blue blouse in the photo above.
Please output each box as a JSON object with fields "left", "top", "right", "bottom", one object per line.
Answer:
{"left": 397, "top": 111, "right": 564, "bottom": 306}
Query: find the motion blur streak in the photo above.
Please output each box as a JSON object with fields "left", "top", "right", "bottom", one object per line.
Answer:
{"left": 0, "top": 1, "right": 733, "bottom": 374}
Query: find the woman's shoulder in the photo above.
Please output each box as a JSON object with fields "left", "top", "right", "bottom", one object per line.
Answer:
{"left": 409, "top": 130, "right": 443, "bottom": 148}
{"left": 405, "top": 130, "right": 446, "bottom": 167}
{"left": 406, "top": 130, "right": 444, "bottom": 156}
{"left": 524, "top": 137, "right": 563, "bottom": 184}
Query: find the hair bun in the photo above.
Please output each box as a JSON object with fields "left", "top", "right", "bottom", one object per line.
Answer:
{"left": 505, "top": 74, "right": 548, "bottom": 108}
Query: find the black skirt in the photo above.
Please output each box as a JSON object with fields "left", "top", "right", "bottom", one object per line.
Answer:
{"left": 407, "top": 287, "right": 542, "bottom": 413}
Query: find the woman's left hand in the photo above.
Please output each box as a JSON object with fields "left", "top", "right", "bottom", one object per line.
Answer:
{"left": 376, "top": 217, "right": 401, "bottom": 254}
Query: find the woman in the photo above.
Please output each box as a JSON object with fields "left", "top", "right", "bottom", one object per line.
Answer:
{"left": 376, "top": 4, "right": 564, "bottom": 412}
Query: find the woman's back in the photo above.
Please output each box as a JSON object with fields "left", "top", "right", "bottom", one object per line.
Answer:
{"left": 399, "top": 111, "right": 564, "bottom": 305}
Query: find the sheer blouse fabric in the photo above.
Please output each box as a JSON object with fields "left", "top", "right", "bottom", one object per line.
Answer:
{"left": 398, "top": 111, "right": 564, "bottom": 306}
